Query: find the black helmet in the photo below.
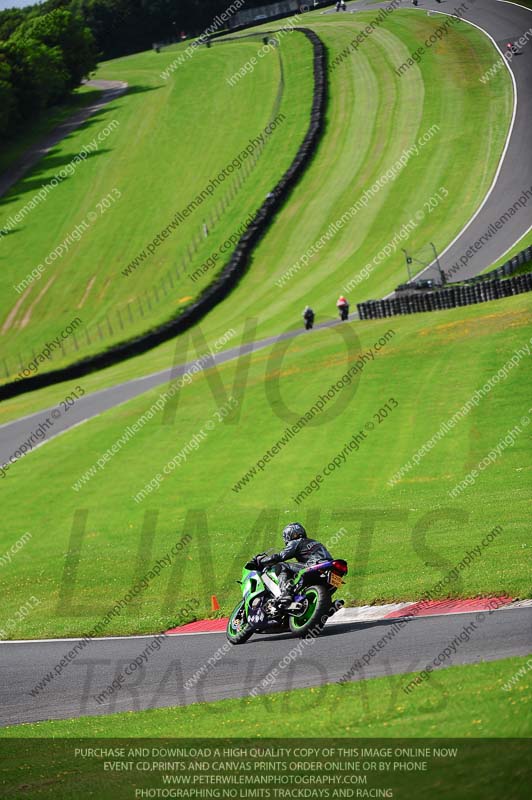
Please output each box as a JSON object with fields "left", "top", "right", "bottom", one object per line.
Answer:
{"left": 282, "top": 522, "right": 307, "bottom": 544}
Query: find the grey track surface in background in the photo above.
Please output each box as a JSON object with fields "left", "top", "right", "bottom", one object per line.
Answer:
{"left": 338, "top": 0, "right": 532, "bottom": 281}
{"left": 0, "top": 315, "right": 351, "bottom": 466}
{"left": 0, "top": 607, "right": 530, "bottom": 726}
{"left": 0, "top": 2, "right": 529, "bottom": 449}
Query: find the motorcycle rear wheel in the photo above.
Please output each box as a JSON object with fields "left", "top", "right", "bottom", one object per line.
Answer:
{"left": 288, "top": 585, "right": 330, "bottom": 637}
{"left": 227, "top": 599, "right": 253, "bottom": 645}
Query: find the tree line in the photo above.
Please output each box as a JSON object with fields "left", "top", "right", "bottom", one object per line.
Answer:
{"left": 0, "top": 0, "right": 283, "bottom": 141}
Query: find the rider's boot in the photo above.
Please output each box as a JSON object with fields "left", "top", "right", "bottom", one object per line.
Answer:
{"left": 277, "top": 574, "right": 295, "bottom": 606}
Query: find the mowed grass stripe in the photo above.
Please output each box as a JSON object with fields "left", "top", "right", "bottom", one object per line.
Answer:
{"left": 0, "top": 293, "right": 530, "bottom": 638}
{"left": 176, "top": 12, "right": 511, "bottom": 346}
{"left": 0, "top": 34, "right": 314, "bottom": 375}
{"left": 0, "top": 12, "right": 512, "bottom": 386}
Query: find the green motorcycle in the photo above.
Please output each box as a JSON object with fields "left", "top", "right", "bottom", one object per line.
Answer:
{"left": 226, "top": 553, "right": 348, "bottom": 644}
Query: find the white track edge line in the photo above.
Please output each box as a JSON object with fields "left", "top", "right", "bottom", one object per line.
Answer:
{"left": 1, "top": 602, "right": 528, "bottom": 644}
{"left": 384, "top": 5, "right": 520, "bottom": 295}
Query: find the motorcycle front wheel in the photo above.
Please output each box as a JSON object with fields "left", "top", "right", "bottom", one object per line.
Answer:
{"left": 288, "top": 585, "right": 330, "bottom": 638}
{"left": 226, "top": 599, "right": 253, "bottom": 645}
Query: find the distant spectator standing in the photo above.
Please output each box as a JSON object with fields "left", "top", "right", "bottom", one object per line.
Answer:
{"left": 303, "top": 305, "right": 315, "bottom": 330}
{"left": 336, "top": 295, "right": 349, "bottom": 321}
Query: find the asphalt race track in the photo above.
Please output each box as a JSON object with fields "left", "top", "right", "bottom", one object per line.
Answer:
{"left": 1, "top": 607, "right": 531, "bottom": 726}
{"left": 334, "top": 0, "right": 532, "bottom": 281}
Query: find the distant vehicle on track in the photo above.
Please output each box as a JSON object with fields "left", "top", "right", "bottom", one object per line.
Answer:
{"left": 336, "top": 295, "right": 349, "bottom": 320}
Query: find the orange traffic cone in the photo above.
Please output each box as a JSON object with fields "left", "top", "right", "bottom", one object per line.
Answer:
{"left": 211, "top": 595, "right": 220, "bottom": 612}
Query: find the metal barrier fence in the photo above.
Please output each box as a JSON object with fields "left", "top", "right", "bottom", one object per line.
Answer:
{"left": 358, "top": 271, "right": 532, "bottom": 320}
{"left": 461, "top": 244, "right": 532, "bottom": 284}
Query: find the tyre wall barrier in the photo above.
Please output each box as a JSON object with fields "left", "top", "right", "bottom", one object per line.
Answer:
{"left": 457, "top": 243, "right": 532, "bottom": 284}
{"left": 0, "top": 28, "right": 327, "bottom": 402}
{"left": 357, "top": 272, "right": 532, "bottom": 320}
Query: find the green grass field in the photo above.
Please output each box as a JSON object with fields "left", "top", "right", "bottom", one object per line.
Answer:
{"left": 1, "top": 293, "right": 531, "bottom": 639}
{"left": 0, "top": 2, "right": 530, "bottom": 755}
{"left": 0, "top": 32, "right": 313, "bottom": 380}
{"left": 0, "top": 9, "right": 512, "bottom": 384}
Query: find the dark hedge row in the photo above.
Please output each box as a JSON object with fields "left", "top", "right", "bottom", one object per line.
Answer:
{"left": 0, "top": 28, "right": 327, "bottom": 402}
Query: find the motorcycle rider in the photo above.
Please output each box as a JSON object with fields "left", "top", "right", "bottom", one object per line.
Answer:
{"left": 336, "top": 295, "right": 349, "bottom": 320}
{"left": 303, "top": 305, "right": 315, "bottom": 330}
{"left": 255, "top": 523, "right": 333, "bottom": 604}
